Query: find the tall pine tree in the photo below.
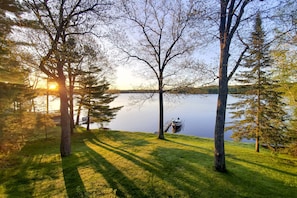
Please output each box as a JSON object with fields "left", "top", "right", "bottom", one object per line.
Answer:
{"left": 77, "top": 65, "right": 122, "bottom": 131}
{"left": 0, "top": 1, "right": 39, "bottom": 153}
{"left": 0, "top": 0, "right": 26, "bottom": 84}
{"left": 227, "top": 12, "right": 288, "bottom": 152}
{"left": 273, "top": 43, "right": 297, "bottom": 156}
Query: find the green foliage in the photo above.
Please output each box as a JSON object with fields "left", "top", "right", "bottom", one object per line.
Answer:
{"left": 0, "top": 129, "right": 296, "bottom": 197}
{"left": 227, "top": 13, "right": 289, "bottom": 152}
{"left": 0, "top": 1, "right": 34, "bottom": 111}
{"left": 273, "top": 35, "right": 297, "bottom": 156}
{"left": 77, "top": 65, "right": 122, "bottom": 129}
{"left": 0, "top": 82, "right": 35, "bottom": 120}
{"left": 0, "top": 0, "right": 26, "bottom": 84}
{"left": 272, "top": 21, "right": 297, "bottom": 156}
{"left": 0, "top": 111, "right": 57, "bottom": 154}
{"left": 166, "top": 85, "right": 253, "bottom": 94}
{"left": 0, "top": 82, "right": 42, "bottom": 153}
{"left": 0, "top": 112, "right": 35, "bottom": 151}
{"left": 36, "top": 113, "right": 56, "bottom": 138}
{"left": 288, "top": 142, "right": 297, "bottom": 157}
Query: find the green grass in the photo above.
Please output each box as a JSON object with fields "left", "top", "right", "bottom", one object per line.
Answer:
{"left": 0, "top": 128, "right": 296, "bottom": 198}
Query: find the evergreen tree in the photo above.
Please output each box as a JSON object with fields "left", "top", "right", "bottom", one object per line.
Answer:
{"left": 227, "top": 13, "right": 288, "bottom": 152}
{"left": 0, "top": 0, "right": 25, "bottom": 84}
{"left": 0, "top": 1, "right": 42, "bottom": 153}
{"left": 77, "top": 65, "right": 122, "bottom": 131}
{"left": 0, "top": 82, "right": 38, "bottom": 153}
{"left": 272, "top": 43, "right": 297, "bottom": 156}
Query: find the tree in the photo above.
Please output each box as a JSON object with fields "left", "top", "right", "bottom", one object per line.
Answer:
{"left": 214, "top": 0, "right": 249, "bottom": 172}
{"left": 65, "top": 36, "right": 113, "bottom": 133}
{"left": 272, "top": 0, "right": 297, "bottom": 156}
{"left": 116, "top": 0, "right": 204, "bottom": 139}
{"left": 227, "top": 13, "right": 288, "bottom": 152}
{"left": 212, "top": 0, "right": 275, "bottom": 172}
{"left": 273, "top": 49, "right": 297, "bottom": 155}
{"left": 64, "top": 37, "right": 85, "bottom": 134}
{"left": 0, "top": 1, "right": 38, "bottom": 153}
{"left": 0, "top": 82, "right": 37, "bottom": 153}
{"left": 24, "top": 0, "right": 113, "bottom": 157}
{"left": 0, "top": 0, "right": 25, "bottom": 84}
{"left": 78, "top": 65, "right": 122, "bottom": 131}
{"left": 72, "top": 37, "right": 115, "bottom": 126}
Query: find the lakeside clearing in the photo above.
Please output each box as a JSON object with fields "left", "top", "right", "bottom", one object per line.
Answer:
{"left": 0, "top": 128, "right": 296, "bottom": 198}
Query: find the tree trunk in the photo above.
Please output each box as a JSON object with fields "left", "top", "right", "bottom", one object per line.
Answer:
{"left": 256, "top": 90, "right": 260, "bottom": 152}
{"left": 214, "top": 0, "right": 252, "bottom": 172}
{"left": 68, "top": 72, "right": 75, "bottom": 133}
{"left": 255, "top": 136, "right": 260, "bottom": 152}
{"left": 86, "top": 108, "right": 90, "bottom": 131}
{"left": 75, "top": 103, "right": 82, "bottom": 125}
{"left": 59, "top": 80, "right": 71, "bottom": 157}
{"left": 158, "top": 78, "right": 165, "bottom": 139}
{"left": 214, "top": 86, "right": 227, "bottom": 172}
{"left": 69, "top": 87, "right": 74, "bottom": 134}
{"left": 256, "top": 62, "right": 261, "bottom": 152}
{"left": 214, "top": 45, "right": 229, "bottom": 172}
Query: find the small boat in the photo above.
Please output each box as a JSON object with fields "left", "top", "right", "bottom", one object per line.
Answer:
{"left": 81, "top": 116, "right": 88, "bottom": 124}
{"left": 171, "top": 118, "right": 182, "bottom": 133}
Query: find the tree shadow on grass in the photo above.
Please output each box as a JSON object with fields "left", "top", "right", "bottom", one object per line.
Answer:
{"left": 62, "top": 154, "right": 87, "bottom": 197}
{"left": 81, "top": 142, "right": 148, "bottom": 197}
{"left": 86, "top": 133, "right": 297, "bottom": 198}
{"left": 86, "top": 134, "right": 215, "bottom": 197}
{"left": 91, "top": 138, "right": 163, "bottom": 171}
{"left": 62, "top": 131, "right": 148, "bottom": 197}
{"left": 227, "top": 154, "right": 297, "bottom": 177}
{"left": 165, "top": 138, "right": 214, "bottom": 153}
{"left": 150, "top": 146, "right": 297, "bottom": 198}
{"left": 2, "top": 131, "right": 296, "bottom": 197}
{"left": 1, "top": 139, "right": 61, "bottom": 197}
{"left": 2, "top": 157, "right": 36, "bottom": 197}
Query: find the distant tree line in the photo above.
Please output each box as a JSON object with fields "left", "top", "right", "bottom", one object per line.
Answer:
{"left": 166, "top": 85, "right": 254, "bottom": 95}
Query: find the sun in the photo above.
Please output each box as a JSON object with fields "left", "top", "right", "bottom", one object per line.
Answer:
{"left": 48, "top": 83, "right": 57, "bottom": 90}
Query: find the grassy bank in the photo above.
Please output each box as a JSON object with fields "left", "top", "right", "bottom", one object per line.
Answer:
{"left": 0, "top": 128, "right": 296, "bottom": 198}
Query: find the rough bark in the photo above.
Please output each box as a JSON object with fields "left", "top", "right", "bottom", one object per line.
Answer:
{"left": 75, "top": 104, "right": 82, "bottom": 125}
{"left": 256, "top": 68, "right": 261, "bottom": 153}
{"left": 86, "top": 110, "right": 90, "bottom": 131}
{"left": 158, "top": 78, "right": 165, "bottom": 139}
{"left": 58, "top": 77, "right": 71, "bottom": 157}
{"left": 68, "top": 76, "right": 75, "bottom": 134}
{"left": 214, "top": 45, "right": 229, "bottom": 172}
{"left": 214, "top": 0, "right": 251, "bottom": 172}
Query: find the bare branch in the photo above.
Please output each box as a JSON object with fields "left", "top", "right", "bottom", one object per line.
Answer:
{"left": 228, "top": 46, "right": 248, "bottom": 81}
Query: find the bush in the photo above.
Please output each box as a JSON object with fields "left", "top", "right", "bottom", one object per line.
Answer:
{"left": 0, "top": 112, "right": 55, "bottom": 154}
{"left": 288, "top": 142, "right": 297, "bottom": 157}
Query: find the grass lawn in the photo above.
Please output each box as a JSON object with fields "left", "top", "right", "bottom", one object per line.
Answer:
{"left": 0, "top": 128, "right": 296, "bottom": 198}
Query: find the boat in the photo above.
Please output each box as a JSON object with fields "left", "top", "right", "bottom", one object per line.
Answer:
{"left": 171, "top": 118, "right": 182, "bottom": 133}
{"left": 81, "top": 116, "right": 88, "bottom": 124}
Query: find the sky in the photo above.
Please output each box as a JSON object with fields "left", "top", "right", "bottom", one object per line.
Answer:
{"left": 112, "top": 45, "right": 220, "bottom": 90}
{"left": 108, "top": 0, "right": 285, "bottom": 90}
{"left": 18, "top": 0, "right": 283, "bottom": 91}
{"left": 113, "top": 67, "right": 145, "bottom": 90}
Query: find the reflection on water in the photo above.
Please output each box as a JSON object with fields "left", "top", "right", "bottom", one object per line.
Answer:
{"left": 34, "top": 95, "right": 60, "bottom": 113}
{"left": 104, "top": 93, "right": 238, "bottom": 141}
{"left": 40, "top": 93, "right": 245, "bottom": 141}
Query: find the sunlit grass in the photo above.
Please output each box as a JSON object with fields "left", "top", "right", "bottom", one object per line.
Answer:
{"left": 0, "top": 128, "right": 296, "bottom": 197}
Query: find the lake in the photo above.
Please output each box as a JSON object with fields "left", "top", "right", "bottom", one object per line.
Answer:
{"left": 40, "top": 93, "right": 242, "bottom": 141}
{"left": 98, "top": 93, "right": 238, "bottom": 141}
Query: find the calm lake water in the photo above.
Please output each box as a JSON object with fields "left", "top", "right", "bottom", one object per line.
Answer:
{"left": 39, "top": 93, "right": 242, "bottom": 141}
{"left": 103, "top": 93, "right": 238, "bottom": 141}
